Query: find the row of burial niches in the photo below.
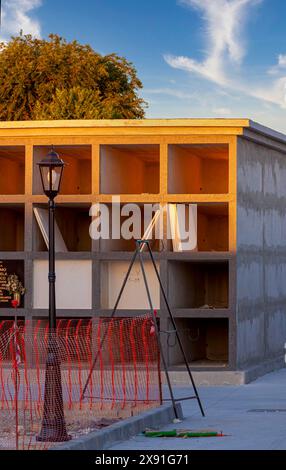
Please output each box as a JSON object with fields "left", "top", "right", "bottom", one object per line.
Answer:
{"left": 31, "top": 202, "right": 229, "bottom": 253}
{"left": 100, "top": 260, "right": 229, "bottom": 310}
{"left": 100, "top": 143, "right": 229, "bottom": 194}
{"left": 0, "top": 144, "right": 229, "bottom": 195}
{"left": 0, "top": 203, "right": 228, "bottom": 252}
{"left": 34, "top": 259, "right": 229, "bottom": 367}
{"left": 30, "top": 259, "right": 229, "bottom": 311}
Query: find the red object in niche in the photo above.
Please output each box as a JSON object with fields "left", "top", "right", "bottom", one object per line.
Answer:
{"left": 11, "top": 299, "right": 20, "bottom": 309}
{"left": 150, "top": 309, "right": 157, "bottom": 336}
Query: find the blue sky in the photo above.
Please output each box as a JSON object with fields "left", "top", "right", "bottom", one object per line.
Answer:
{"left": 1, "top": 0, "right": 286, "bottom": 132}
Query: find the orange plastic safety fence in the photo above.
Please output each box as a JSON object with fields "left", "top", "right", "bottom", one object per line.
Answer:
{"left": 0, "top": 315, "right": 161, "bottom": 450}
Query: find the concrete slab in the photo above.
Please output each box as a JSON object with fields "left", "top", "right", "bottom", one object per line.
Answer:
{"left": 164, "top": 356, "right": 285, "bottom": 385}
{"left": 108, "top": 367, "right": 286, "bottom": 450}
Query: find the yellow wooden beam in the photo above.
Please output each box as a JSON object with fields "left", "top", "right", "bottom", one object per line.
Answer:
{"left": 0, "top": 118, "right": 250, "bottom": 138}
{"left": 0, "top": 118, "right": 251, "bottom": 129}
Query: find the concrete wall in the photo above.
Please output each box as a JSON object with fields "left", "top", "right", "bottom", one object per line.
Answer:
{"left": 236, "top": 137, "right": 286, "bottom": 368}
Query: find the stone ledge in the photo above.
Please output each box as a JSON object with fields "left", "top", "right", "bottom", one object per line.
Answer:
{"left": 52, "top": 403, "right": 183, "bottom": 451}
{"left": 163, "top": 358, "right": 285, "bottom": 386}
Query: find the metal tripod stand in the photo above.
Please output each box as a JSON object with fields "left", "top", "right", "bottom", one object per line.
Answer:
{"left": 81, "top": 240, "right": 205, "bottom": 419}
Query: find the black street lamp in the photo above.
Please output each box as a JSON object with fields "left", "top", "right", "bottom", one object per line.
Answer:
{"left": 36, "top": 148, "right": 70, "bottom": 442}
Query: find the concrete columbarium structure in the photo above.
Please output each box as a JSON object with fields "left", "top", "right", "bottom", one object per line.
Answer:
{"left": 0, "top": 118, "right": 285, "bottom": 384}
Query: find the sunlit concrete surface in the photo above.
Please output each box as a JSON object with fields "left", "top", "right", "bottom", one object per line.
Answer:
{"left": 108, "top": 368, "right": 286, "bottom": 450}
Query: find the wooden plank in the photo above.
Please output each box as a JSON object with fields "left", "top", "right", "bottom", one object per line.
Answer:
{"left": 0, "top": 127, "right": 246, "bottom": 138}
{"left": 92, "top": 142, "right": 100, "bottom": 195}
{"left": 228, "top": 138, "right": 237, "bottom": 253}
{"left": 0, "top": 118, "right": 251, "bottom": 129}
{"left": 160, "top": 143, "right": 168, "bottom": 194}
{"left": 24, "top": 144, "right": 33, "bottom": 195}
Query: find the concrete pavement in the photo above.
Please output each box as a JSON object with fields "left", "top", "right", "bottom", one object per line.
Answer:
{"left": 108, "top": 368, "right": 286, "bottom": 450}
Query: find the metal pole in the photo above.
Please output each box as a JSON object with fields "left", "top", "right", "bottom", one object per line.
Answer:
{"left": 146, "top": 242, "right": 205, "bottom": 417}
{"left": 136, "top": 241, "right": 179, "bottom": 419}
{"left": 37, "top": 198, "right": 70, "bottom": 442}
{"left": 49, "top": 199, "right": 56, "bottom": 330}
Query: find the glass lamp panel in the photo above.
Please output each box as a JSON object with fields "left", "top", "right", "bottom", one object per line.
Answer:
{"left": 48, "top": 167, "right": 61, "bottom": 192}
{"left": 39, "top": 165, "right": 63, "bottom": 194}
{"left": 39, "top": 166, "right": 50, "bottom": 193}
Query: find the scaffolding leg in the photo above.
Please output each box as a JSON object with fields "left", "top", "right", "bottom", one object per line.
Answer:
{"left": 137, "top": 241, "right": 179, "bottom": 419}
{"left": 145, "top": 241, "right": 205, "bottom": 417}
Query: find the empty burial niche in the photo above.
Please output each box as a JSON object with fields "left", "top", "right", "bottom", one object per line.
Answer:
{"left": 197, "top": 204, "right": 228, "bottom": 251}
{"left": 99, "top": 203, "right": 162, "bottom": 252}
{"left": 33, "top": 204, "right": 91, "bottom": 252}
{"left": 169, "top": 261, "right": 229, "bottom": 309}
{"left": 100, "top": 144, "right": 160, "bottom": 194}
{"left": 33, "top": 145, "right": 92, "bottom": 195}
{"left": 0, "top": 146, "right": 25, "bottom": 194}
{"left": 168, "top": 318, "right": 229, "bottom": 366}
{"left": 168, "top": 144, "right": 229, "bottom": 194}
{"left": 101, "top": 261, "right": 160, "bottom": 310}
{"left": 0, "top": 205, "right": 24, "bottom": 251}
{"left": 166, "top": 203, "right": 229, "bottom": 252}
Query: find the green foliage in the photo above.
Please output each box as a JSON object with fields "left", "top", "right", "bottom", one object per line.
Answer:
{"left": 0, "top": 34, "right": 146, "bottom": 120}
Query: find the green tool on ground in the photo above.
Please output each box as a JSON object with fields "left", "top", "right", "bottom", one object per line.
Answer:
{"left": 144, "top": 429, "right": 226, "bottom": 438}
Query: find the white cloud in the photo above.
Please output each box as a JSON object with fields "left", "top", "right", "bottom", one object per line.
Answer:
{"left": 144, "top": 87, "right": 197, "bottom": 100}
{"left": 145, "top": 85, "right": 286, "bottom": 133}
{"left": 166, "top": 0, "right": 260, "bottom": 85}
{"left": 268, "top": 54, "right": 286, "bottom": 75}
{"left": 278, "top": 55, "right": 286, "bottom": 67}
{"left": 165, "top": 0, "right": 286, "bottom": 109}
{"left": 164, "top": 54, "right": 228, "bottom": 86}
{"left": 213, "top": 107, "right": 232, "bottom": 115}
{"left": 0, "top": 0, "right": 42, "bottom": 42}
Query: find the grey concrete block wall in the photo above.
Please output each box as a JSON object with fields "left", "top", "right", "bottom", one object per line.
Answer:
{"left": 236, "top": 136, "right": 286, "bottom": 369}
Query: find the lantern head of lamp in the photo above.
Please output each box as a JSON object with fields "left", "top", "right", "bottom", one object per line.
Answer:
{"left": 38, "top": 148, "right": 65, "bottom": 199}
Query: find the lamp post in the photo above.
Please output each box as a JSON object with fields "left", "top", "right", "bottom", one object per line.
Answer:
{"left": 36, "top": 148, "right": 70, "bottom": 442}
